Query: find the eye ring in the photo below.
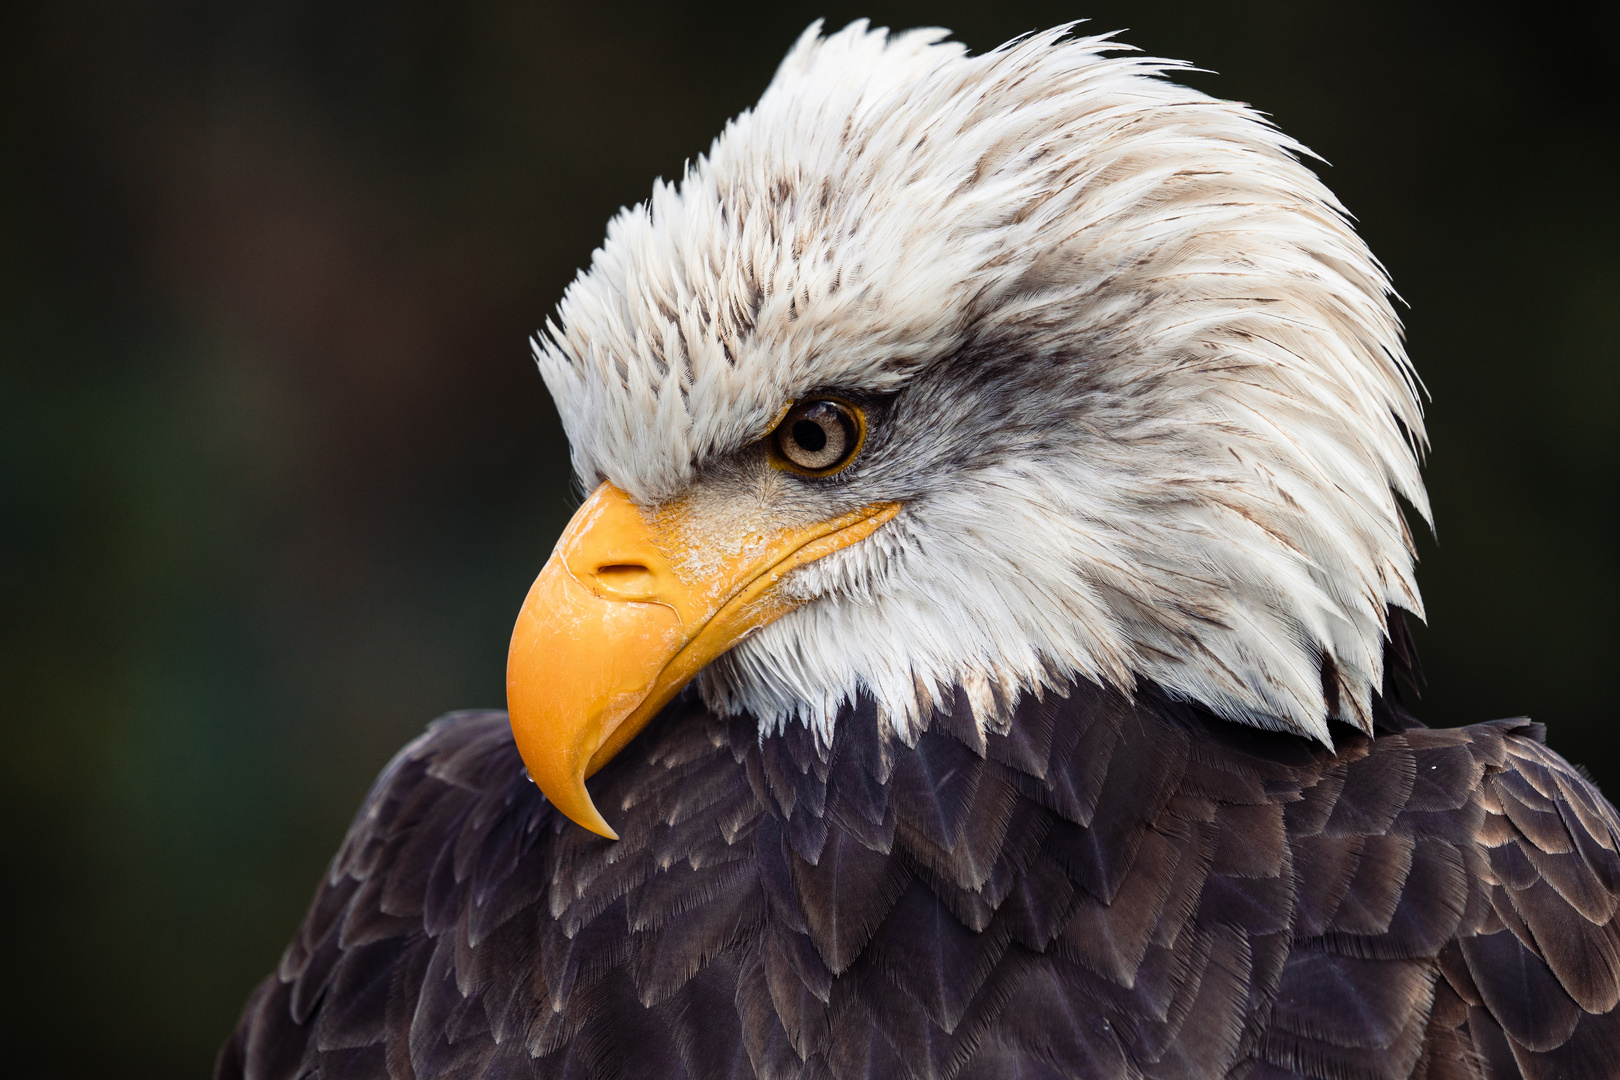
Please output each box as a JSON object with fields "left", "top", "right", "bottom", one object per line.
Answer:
{"left": 767, "top": 398, "right": 867, "bottom": 477}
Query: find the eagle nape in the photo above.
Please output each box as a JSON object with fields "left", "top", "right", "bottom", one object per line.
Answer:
{"left": 218, "top": 19, "right": 1620, "bottom": 1080}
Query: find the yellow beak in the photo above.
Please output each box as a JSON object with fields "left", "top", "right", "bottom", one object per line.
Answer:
{"left": 506, "top": 482, "right": 899, "bottom": 838}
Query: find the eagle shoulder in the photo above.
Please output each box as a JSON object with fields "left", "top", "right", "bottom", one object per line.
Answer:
{"left": 1251, "top": 717, "right": 1620, "bottom": 1080}
{"left": 1437, "top": 722, "right": 1620, "bottom": 1080}
{"left": 216, "top": 710, "right": 557, "bottom": 1079}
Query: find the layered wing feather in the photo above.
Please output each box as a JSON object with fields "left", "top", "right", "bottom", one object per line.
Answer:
{"left": 219, "top": 686, "right": 1620, "bottom": 1080}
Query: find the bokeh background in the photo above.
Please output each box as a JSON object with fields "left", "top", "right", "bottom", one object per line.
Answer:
{"left": 2, "top": 1, "right": 1615, "bottom": 1074}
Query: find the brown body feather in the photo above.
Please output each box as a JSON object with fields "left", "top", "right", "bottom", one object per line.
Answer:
{"left": 219, "top": 664, "right": 1620, "bottom": 1080}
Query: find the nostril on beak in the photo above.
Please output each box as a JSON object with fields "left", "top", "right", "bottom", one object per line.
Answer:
{"left": 592, "top": 563, "right": 658, "bottom": 599}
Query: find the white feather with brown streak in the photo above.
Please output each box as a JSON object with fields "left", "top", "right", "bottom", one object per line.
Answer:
{"left": 532, "top": 20, "right": 1429, "bottom": 746}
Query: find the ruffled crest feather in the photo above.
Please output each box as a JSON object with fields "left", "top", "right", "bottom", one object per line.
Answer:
{"left": 534, "top": 21, "right": 1429, "bottom": 744}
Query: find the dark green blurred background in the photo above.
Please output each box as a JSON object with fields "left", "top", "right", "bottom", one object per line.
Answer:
{"left": 1, "top": 1, "right": 1615, "bottom": 1074}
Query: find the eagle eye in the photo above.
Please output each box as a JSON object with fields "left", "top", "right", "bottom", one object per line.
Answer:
{"left": 768, "top": 399, "right": 866, "bottom": 477}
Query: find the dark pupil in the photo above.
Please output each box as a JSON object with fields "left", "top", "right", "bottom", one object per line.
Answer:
{"left": 792, "top": 419, "right": 827, "bottom": 453}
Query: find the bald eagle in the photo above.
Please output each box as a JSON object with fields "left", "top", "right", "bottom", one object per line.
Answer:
{"left": 219, "top": 22, "right": 1620, "bottom": 1080}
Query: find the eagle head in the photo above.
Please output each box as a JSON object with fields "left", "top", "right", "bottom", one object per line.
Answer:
{"left": 510, "top": 21, "right": 1428, "bottom": 837}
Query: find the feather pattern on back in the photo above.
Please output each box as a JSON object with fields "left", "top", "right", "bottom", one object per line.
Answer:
{"left": 218, "top": 657, "right": 1620, "bottom": 1080}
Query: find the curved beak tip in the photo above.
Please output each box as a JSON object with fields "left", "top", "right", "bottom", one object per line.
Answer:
{"left": 517, "top": 743, "right": 620, "bottom": 838}
{"left": 564, "top": 791, "right": 620, "bottom": 841}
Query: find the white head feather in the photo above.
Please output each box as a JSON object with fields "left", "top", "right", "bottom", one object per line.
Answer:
{"left": 533, "top": 21, "right": 1429, "bottom": 747}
